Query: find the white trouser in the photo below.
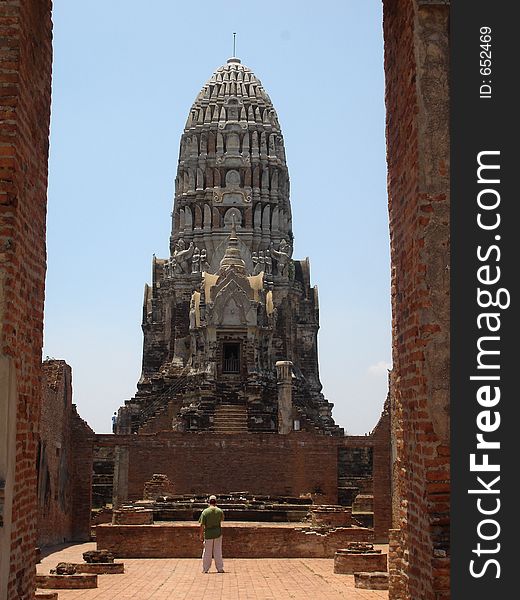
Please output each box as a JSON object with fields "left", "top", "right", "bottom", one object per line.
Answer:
{"left": 202, "top": 535, "right": 224, "bottom": 572}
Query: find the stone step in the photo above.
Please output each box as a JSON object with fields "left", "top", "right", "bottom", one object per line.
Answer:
{"left": 213, "top": 404, "right": 248, "bottom": 434}
{"left": 215, "top": 427, "right": 249, "bottom": 431}
{"left": 214, "top": 414, "right": 247, "bottom": 418}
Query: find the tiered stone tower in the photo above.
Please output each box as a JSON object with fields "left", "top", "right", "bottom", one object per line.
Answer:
{"left": 117, "top": 57, "right": 343, "bottom": 436}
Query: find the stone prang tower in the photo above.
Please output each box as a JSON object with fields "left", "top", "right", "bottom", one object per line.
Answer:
{"left": 117, "top": 58, "right": 343, "bottom": 436}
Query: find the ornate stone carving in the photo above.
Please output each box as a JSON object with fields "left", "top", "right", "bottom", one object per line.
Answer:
{"left": 172, "top": 239, "right": 194, "bottom": 274}
{"left": 120, "top": 57, "right": 343, "bottom": 437}
{"left": 270, "top": 239, "right": 292, "bottom": 276}
{"left": 200, "top": 249, "right": 211, "bottom": 273}
{"left": 191, "top": 247, "right": 201, "bottom": 273}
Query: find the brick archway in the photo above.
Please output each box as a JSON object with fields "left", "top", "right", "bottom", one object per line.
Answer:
{"left": 0, "top": 1, "right": 450, "bottom": 598}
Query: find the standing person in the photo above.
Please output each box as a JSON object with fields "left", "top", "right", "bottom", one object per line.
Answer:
{"left": 111, "top": 412, "right": 117, "bottom": 433}
{"left": 199, "top": 494, "right": 224, "bottom": 573}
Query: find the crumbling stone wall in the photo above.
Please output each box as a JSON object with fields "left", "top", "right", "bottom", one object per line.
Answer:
{"left": 371, "top": 400, "right": 391, "bottom": 542}
{"left": 0, "top": 1, "right": 52, "bottom": 598}
{"left": 70, "top": 405, "right": 95, "bottom": 540}
{"left": 38, "top": 360, "right": 95, "bottom": 546}
{"left": 38, "top": 361, "right": 73, "bottom": 546}
{"left": 103, "top": 432, "right": 339, "bottom": 504}
{"left": 383, "top": 1, "right": 450, "bottom": 598}
{"left": 101, "top": 421, "right": 391, "bottom": 541}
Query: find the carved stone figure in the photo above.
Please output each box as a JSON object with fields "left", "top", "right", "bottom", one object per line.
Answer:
{"left": 200, "top": 248, "right": 211, "bottom": 273}
{"left": 189, "top": 295, "right": 197, "bottom": 329}
{"left": 173, "top": 239, "right": 194, "bottom": 274}
{"left": 258, "top": 250, "right": 265, "bottom": 273}
{"left": 192, "top": 246, "right": 201, "bottom": 273}
{"left": 264, "top": 253, "right": 272, "bottom": 275}
{"left": 251, "top": 251, "right": 258, "bottom": 275}
{"left": 270, "top": 239, "right": 292, "bottom": 276}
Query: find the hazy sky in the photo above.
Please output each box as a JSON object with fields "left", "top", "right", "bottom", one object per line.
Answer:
{"left": 44, "top": 0, "right": 391, "bottom": 435}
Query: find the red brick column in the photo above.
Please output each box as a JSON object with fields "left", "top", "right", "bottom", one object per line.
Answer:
{"left": 372, "top": 404, "right": 391, "bottom": 542}
{"left": 383, "top": 1, "right": 450, "bottom": 599}
{"left": 71, "top": 407, "right": 95, "bottom": 541}
{"left": 0, "top": 1, "right": 53, "bottom": 598}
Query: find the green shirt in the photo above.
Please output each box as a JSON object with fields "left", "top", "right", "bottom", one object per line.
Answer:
{"left": 199, "top": 506, "right": 224, "bottom": 539}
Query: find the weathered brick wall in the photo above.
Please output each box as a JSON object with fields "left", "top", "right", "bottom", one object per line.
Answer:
{"left": 38, "top": 360, "right": 74, "bottom": 546}
{"left": 98, "top": 429, "right": 391, "bottom": 542}
{"left": 383, "top": 1, "right": 450, "bottom": 598}
{"left": 102, "top": 432, "right": 340, "bottom": 504}
{"left": 38, "top": 360, "right": 94, "bottom": 546}
{"left": 70, "top": 405, "right": 95, "bottom": 541}
{"left": 96, "top": 522, "right": 374, "bottom": 558}
{"left": 0, "top": 1, "right": 52, "bottom": 598}
{"left": 371, "top": 400, "right": 391, "bottom": 542}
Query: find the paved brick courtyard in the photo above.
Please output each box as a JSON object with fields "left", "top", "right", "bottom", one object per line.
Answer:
{"left": 38, "top": 543, "right": 389, "bottom": 600}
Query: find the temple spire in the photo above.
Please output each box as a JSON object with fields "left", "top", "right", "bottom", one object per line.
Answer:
{"left": 219, "top": 215, "right": 246, "bottom": 272}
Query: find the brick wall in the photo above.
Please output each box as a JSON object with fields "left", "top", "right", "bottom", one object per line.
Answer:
{"left": 38, "top": 360, "right": 74, "bottom": 546}
{"left": 70, "top": 405, "right": 95, "bottom": 540}
{"left": 38, "top": 360, "right": 95, "bottom": 546}
{"left": 383, "top": 1, "right": 450, "bottom": 598}
{"left": 98, "top": 425, "right": 391, "bottom": 541}
{"left": 96, "top": 522, "right": 374, "bottom": 559}
{"left": 102, "top": 432, "right": 340, "bottom": 504}
{"left": 0, "top": 1, "right": 52, "bottom": 598}
{"left": 371, "top": 399, "right": 391, "bottom": 542}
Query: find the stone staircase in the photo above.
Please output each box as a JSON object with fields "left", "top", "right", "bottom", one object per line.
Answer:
{"left": 213, "top": 404, "right": 249, "bottom": 434}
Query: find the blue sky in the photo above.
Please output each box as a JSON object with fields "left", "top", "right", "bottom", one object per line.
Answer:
{"left": 44, "top": 0, "right": 391, "bottom": 434}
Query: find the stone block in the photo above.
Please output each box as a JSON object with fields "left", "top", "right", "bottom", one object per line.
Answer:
{"left": 35, "top": 574, "right": 98, "bottom": 589}
{"left": 352, "top": 494, "right": 373, "bottom": 512}
{"left": 74, "top": 562, "right": 124, "bottom": 574}
{"left": 354, "top": 571, "right": 389, "bottom": 590}
{"left": 334, "top": 548, "right": 388, "bottom": 574}
{"left": 143, "top": 473, "right": 175, "bottom": 500}
{"left": 50, "top": 563, "right": 76, "bottom": 575}
{"left": 83, "top": 549, "right": 114, "bottom": 563}
{"left": 112, "top": 508, "right": 153, "bottom": 525}
{"left": 311, "top": 507, "right": 352, "bottom": 527}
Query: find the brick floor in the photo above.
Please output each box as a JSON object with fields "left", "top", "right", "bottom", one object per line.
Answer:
{"left": 37, "top": 543, "right": 389, "bottom": 599}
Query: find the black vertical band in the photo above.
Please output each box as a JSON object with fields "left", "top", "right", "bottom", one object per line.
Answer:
{"left": 451, "top": 1, "right": 519, "bottom": 596}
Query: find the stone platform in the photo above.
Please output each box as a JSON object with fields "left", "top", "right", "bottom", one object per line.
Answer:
{"left": 74, "top": 562, "right": 124, "bottom": 574}
{"left": 130, "top": 492, "right": 315, "bottom": 523}
{"left": 39, "top": 542, "right": 389, "bottom": 600}
{"left": 96, "top": 521, "right": 374, "bottom": 558}
{"left": 334, "top": 550, "right": 387, "bottom": 574}
{"left": 36, "top": 573, "right": 98, "bottom": 589}
{"left": 355, "top": 571, "right": 390, "bottom": 590}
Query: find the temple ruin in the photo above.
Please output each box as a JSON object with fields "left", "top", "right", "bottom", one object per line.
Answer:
{"left": 116, "top": 57, "right": 342, "bottom": 437}
{"left": 1, "top": 2, "right": 451, "bottom": 599}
